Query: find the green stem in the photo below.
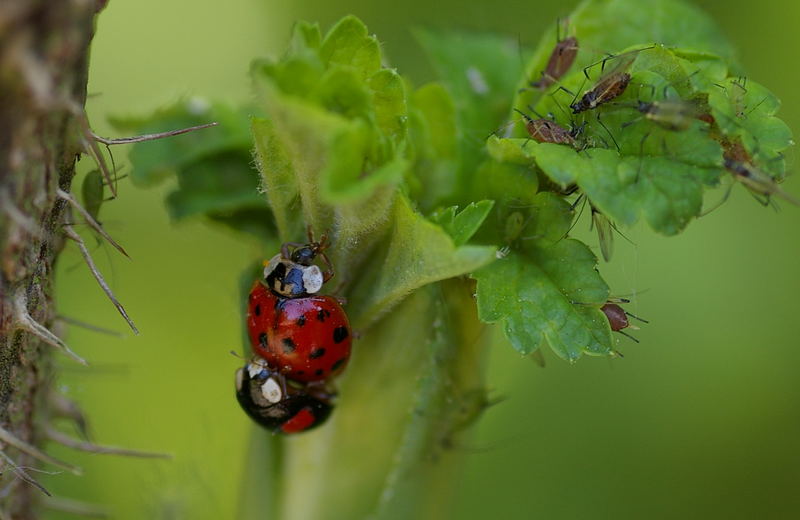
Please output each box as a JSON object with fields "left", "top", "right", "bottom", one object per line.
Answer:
{"left": 240, "top": 278, "right": 491, "bottom": 520}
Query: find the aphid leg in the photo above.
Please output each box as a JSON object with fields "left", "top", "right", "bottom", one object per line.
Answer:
{"left": 621, "top": 116, "right": 643, "bottom": 130}
{"left": 552, "top": 85, "right": 579, "bottom": 105}
{"left": 595, "top": 112, "right": 620, "bottom": 152}
{"left": 700, "top": 181, "right": 734, "bottom": 216}
{"left": 635, "top": 131, "right": 651, "bottom": 181}
{"left": 616, "top": 330, "right": 640, "bottom": 343}
{"left": 625, "top": 311, "right": 649, "bottom": 324}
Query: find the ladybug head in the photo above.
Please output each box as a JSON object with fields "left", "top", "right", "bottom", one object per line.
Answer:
{"left": 290, "top": 234, "right": 329, "bottom": 266}
{"left": 235, "top": 359, "right": 334, "bottom": 434}
{"left": 263, "top": 255, "right": 324, "bottom": 298}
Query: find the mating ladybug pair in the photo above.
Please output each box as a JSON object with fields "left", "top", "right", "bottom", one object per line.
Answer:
{"left": 235, "top": 233, "right": 352, "bottom": 434}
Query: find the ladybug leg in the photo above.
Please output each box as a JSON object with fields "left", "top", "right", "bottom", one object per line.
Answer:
{"left": 305, "top": 381, "right": 337, "bottom": 402}
{"left": 280, "top": 241, "right": 304, "bottom": 260}
{"left": 319, "top": 250, "right": 335, "bottom": 283}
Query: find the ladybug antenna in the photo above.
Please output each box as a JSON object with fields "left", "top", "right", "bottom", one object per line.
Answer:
{"left": 229, "top": 350, "right": 246, "bottom": 360}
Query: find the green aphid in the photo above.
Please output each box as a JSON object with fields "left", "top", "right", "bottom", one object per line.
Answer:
{"left": 81, "top": 169, "right": 105, "bottom": 221}
{"left": 632, "top": 98, "right": 702, "bottom": 131}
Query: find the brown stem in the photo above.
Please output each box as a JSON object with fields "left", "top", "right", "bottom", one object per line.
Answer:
{"left": 0, "top": 0, "right": 98, "bottom": 516}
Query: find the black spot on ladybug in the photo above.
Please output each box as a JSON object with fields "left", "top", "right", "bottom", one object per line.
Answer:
{"left": 331, "top": 358, "right": 346, "bottom": 371}
{"left": 297, "top": 370, "right": 305, "bottom": 375}
{"left": 282, "top": 337, "right": 296, "bottom": 353}
{"left": 333, "top": 326, "right": 349, "bottom": 344}
{"left": 315, "top": 369, "right": 324, "bottom": 376}
{"left": 309, "top": 348, "right": 326, "bottom": 359}
{"left": 316, "top": 309, "right": 326, "bottom": 322}
{"left": 259, "top": 332, "right": 268, "bottom": 347}
{"left": 296, "top": 315, "right": 306, "bottom": 327}
{"left": 254, "top": 304, "right": 261, "bottom": 316}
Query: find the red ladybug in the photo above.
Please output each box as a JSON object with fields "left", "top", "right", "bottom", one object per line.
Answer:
{"left": 235, "top": 357, "right": 334, "bottom": 434}
{"left": 246, "top": 234, "right": 352, "bottom": 383}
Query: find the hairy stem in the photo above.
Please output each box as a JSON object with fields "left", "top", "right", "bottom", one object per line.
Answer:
{"left": 0, "top": 0, "right": 98, "bottom": 516}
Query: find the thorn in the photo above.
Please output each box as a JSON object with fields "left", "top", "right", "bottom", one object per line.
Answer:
{"left": 74, "top": 111, "right": 117, "bottom": 198}
{"left": 56, "top": 314, "right": 123, "bottom": 338}
{"left": 0, "top": 451, "right": 51, "bottom": 499}
{"left": 13, "top": 288, "right": 88, "bottom": 365}
{"left": 49, "top": 392, "right": 91, "bottom": 441}
{"left": 91, "top": 121, "right": 219, "bottom": 145}
{"left": 63, "top": 224, "right": 139, "bottom": 335}
{"left": 43, "top": 497, "right": 109, "bottom": 518}
{"left": 0, "top": 188, "right": 41, "bottom": 239}
{"left": 46, "top": 427, "right": 171, "bottom": 459}
{"left": 57, "top": 189, "right": 130, "bottom": 258}
{"left": 0, "top": 425, "right": 82, "bottom": 475}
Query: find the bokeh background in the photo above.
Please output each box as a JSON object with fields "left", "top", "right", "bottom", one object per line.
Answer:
{"left": 49, "top": 0, "right": 800, "bottom": 518}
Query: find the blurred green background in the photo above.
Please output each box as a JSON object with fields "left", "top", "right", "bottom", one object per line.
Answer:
{"left": 50, "top": 0, "right": 800, "bottom": 518}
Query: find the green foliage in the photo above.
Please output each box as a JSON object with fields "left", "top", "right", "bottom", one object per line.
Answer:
{"left": 112, "top": 99, "right": 272, "bottom": 237}
{"left": 122, "top": 3, "right": 793, "bottom": 517}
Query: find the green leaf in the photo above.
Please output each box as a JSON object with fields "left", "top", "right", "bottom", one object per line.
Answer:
{"left": 251, "top": 117, "right": 300, "bottom": 241}
{"left": 430, "top": 200, "right": 495, "bottom": 246}
{"left": 707, "top": 77, "right": 794, "bottom": 177}
{"left": 116, "top": 99, "right": 271, "bottom": 236}
{"left": 368, "top": 69, "right": 408, "bottom": 142}
{"left": 415, "top": 29, "right": 523, "bottom": 203}
{"left": 347, "top": 195, "right": 496, "bottom": 329}
{"left": 287, "top": 20, "right": 322, "bottom": 56}
{"left": 320, "top": 15, "right": 381, "bottom": 79}
{"left": 531, "top": 143, "right": 718, "bottom": 235}
{"left": 407, "top": 82, "right": 458, "bottom": 210}
{"left": 113, "top": 99, "right": 252, "bottom": 187}
{"left": 473, "top": 243, "right": 612, "bottom": 361}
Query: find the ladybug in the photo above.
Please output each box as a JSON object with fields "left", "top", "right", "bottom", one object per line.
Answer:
{"left": 235, "top": 357, "right": 334, "bottom": 434}
{"left": 247, "top": 233, "right": 352, "bottom": 383}
{"left": 601, "top": 299, "right": 648, "bottom": 342}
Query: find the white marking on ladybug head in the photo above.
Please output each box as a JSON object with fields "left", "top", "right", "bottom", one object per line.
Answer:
{"left": 260, "top": 377, "right": 283, "bottom": 404}
{"left": 247, "top": 358, "right": 268, "bottom": 379}
{"left": 302, "top": 264, "right": 323, "bottom": 294}
{"left": 263, "top": 254, "right": 282, "bottom": 280}
{"left": 235, "top": 368, "right": 244, "bottom": 392}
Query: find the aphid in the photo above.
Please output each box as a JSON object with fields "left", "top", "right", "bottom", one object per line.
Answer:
{"left": 513, "top": 108, "right": 576, "bottom": 146}
{"left": 568, "top": 47, "right": 653, "bottom": 114}
{"left": 529, "top": 22, "right": 579, "bottom": 90}
{"left": 591, "top": 203, "right": 615, "bottom": 262}
{"left": 630, "top": 98, "right": 702, "bottom": 132}
{"left": 235, "top": 357, "right": 334, "bottom": 434}
{"left": 568, "top": 194, "right": 631, "bottom": 262}
{"left": 721, "top": 139, "right": 799, "bottom": 206}
{"left": 601, "top": 299, "right": 648, "bottom": 342}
